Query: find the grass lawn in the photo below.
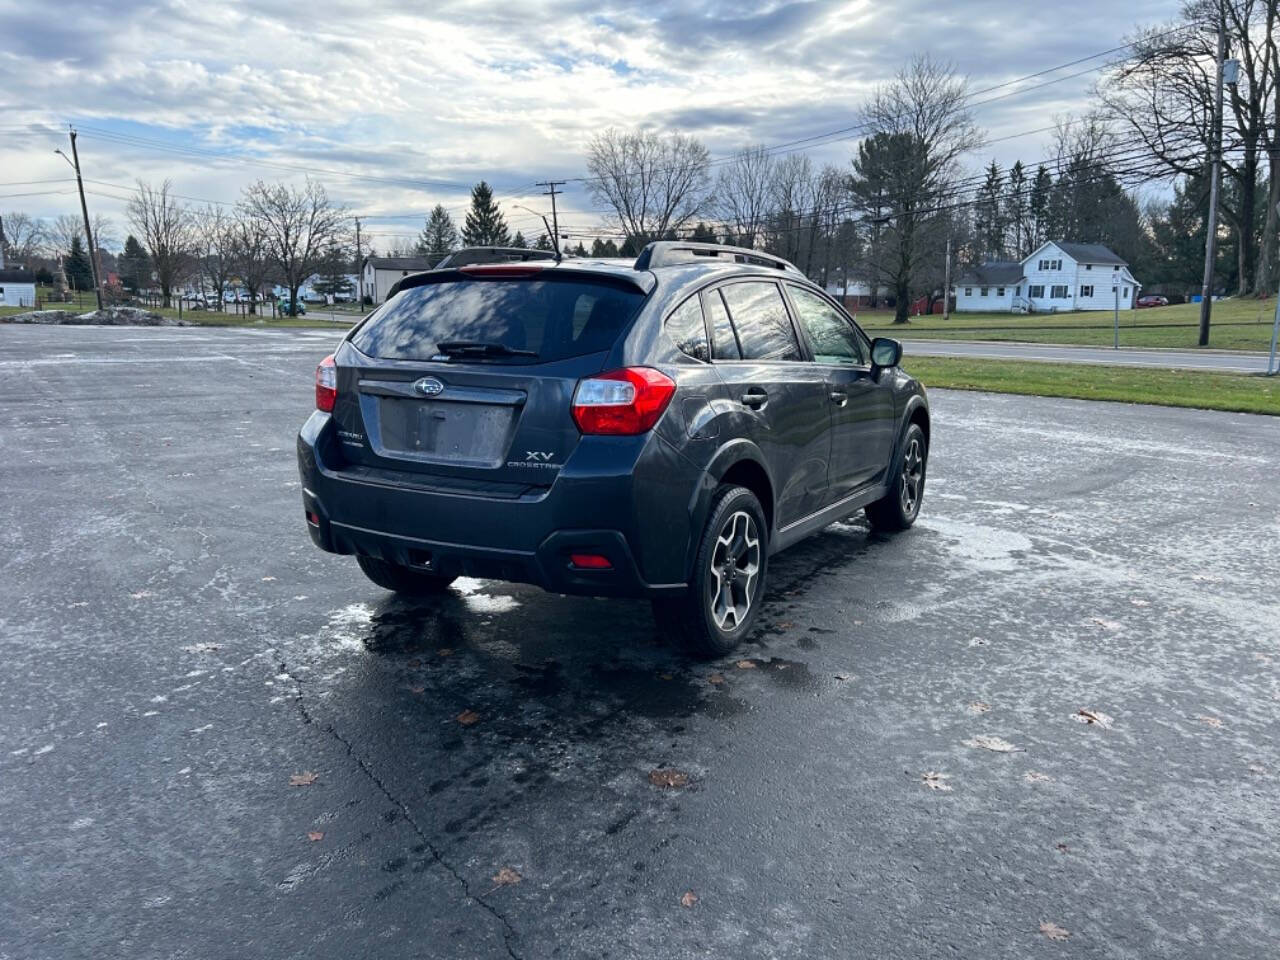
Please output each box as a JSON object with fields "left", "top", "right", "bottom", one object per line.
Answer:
{"left": 905, "top": 355, "right": 1280, "bottom": 416}
{"left": 857, "top": 298, "right": 1279, "bottom": 352}
{"left": 0, "top": 289, "right": 353, "bottom": 330}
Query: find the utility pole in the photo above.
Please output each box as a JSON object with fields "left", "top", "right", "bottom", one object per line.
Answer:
{"left": 1198, "top": 12, "right": 1227, "bottom": 346}
{"left": 537, "top": 180, "right": 565, "bottom": 258}
{"left": 58, "top": 128, "right": 103, "bottom": 311}
{"left": 354, "top": 217, "right": 364, "bottom": 314}
{"left": 942, "top": 236, "right": 952, "bottom": 321}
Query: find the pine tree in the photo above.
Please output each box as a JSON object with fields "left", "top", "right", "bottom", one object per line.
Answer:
{"left": 974, "top": 161, "right": 1005, "bottom": 260}
{"left": 461, "top": 181, "right": 510, "bottom": 246}
{"left": 312, "top": 241, "right": 354, "bottom": 300}
{"left": 1004, "top": 161, "right": 1029, "bottom": 257}
{"left": 1029, "top": 165, "right": 1053, "bottom": 245}
{"left": 417, "top": 205, "right": 458, "bottom": 266}
{"left": 119, "top": 234, "right": 151, "bottom": 293}
{"left": 590, "top": 238, "right": 620, "bottom": 257}
{"left": 533, "top": 232, "right": 553, "bottom": 251}
{"left": 511, "top": 230, "right": 527, "bottom": 249}
{"left": 571, "top": 241, "right": 587, "bottom": 257}
{"left": 689, "top": 222, "right": 718, "bottom": 243}
{"left": 65, "top": 235, "right": 94, "bottom": 291}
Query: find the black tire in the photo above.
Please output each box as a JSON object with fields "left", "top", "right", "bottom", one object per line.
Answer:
{"left": 652, "top": 485, "right": 769, "bottom": 658}
{"left": 356, "top": 555, "right": 457, "bottom": 596}
{"left": 865, "top": 422, "right": 927, "bottom": 532}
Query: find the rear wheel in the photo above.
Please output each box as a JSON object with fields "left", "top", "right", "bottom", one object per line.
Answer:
{"left": 356, "top": 555, "right": 457, "bottom": 596}
{"left": 652, "top": 485, "right": 768, "bottom": 658}
{"left": 865, "top": 423, "right": 927, "bottom": 532}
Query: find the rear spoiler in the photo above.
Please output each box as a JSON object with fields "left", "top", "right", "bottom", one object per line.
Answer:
{"left": 634, "top": 240, "right": 802, "bottom": 274}
{"left": 389, "top": 264, "right": 655, "bottom": 300}
{"left": 434, "top": 247, "right": 558, "bottom": 269}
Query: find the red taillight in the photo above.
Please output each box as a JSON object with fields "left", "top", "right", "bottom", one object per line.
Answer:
{"left": 570, "top": 553, "right": 612, "bottom": 570}
{"left": 571, "top": 367, "right": 676, "bottom": 435}
{"left": 315, "top": 354, "right": 337, "bottom": 412}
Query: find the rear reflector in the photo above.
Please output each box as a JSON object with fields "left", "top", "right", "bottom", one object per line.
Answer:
{"left": 572, "top": 367, "right": 676, "bottom": 435}
{"left": 570, "top": 553, "right": 613, "bottom": 569}
{"left": 306, "top": 511, "right": 320, "bottom": 525}
{"left": 315, "top": 354, "right": 337, "bottom": 412}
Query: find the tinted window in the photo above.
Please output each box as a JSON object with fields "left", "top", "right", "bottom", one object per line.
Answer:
{"left": 787, "top": 285, "right": 866, "bottom": 365}
{"left": 703, "top": 288, "right": 740, "bottom": 360}
{"left": 664, "top": 295, "right": 709, "bottom": 361}
{"left": 720, "top": 281, "right": 800, "bottom": 361}
{"left": 351, "top": 277, "right": 643, "bottom": 363}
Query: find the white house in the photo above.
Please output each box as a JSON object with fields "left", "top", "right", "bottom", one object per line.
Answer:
{"left": 955, "top": 242, "right": 1141, "bottom": 313}
{"left": 0, "top": 222, "right": 38, "bottom": 308}
{"left": 361, "top": 256, "right": 432, "bottom": 305}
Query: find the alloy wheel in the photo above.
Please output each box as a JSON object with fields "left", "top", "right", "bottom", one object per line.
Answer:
{"left": 708, "top": 510, "right": 761, "bottom": 631}
{"left": 900, "top": 437, "right": 924, "bottom": 515}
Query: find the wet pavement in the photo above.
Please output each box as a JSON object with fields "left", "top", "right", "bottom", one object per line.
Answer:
{"left": 2, "top": 324, "right": 1279, "bottom": 959}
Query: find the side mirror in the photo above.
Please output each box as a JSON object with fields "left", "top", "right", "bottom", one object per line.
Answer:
{"left": 870, "top": 337, "right": 902, "bottom": 369}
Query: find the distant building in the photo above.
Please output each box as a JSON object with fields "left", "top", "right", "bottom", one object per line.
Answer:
{"left": 954, "top": 242, "right": 1141, "bottom": 313}
{"left": 361, "top": 256, "right": 432, "bottom": 305}
{"left": 0, "top": 216, "right": 38, "bottom": 307}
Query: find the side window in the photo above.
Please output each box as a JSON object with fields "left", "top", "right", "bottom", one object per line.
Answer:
{"left": 664, "top": 295, "right": 710, "bottom": 361}
{"left": 702, "top": 288, "right": 740, "bottom": 360}
{"left": 787, "top": 285, "right": 867, "bottom": 365}
{"left": 719, "top": 281, "right": 800, "bottom": 362}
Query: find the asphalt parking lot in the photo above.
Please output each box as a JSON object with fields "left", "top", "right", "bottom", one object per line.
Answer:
{"left": 3, "top": 324, "right": 1278, "bottom": 959}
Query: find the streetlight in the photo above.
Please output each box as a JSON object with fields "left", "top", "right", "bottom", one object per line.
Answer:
{"left": 55, "top": 135, "right": 104, "bottom": 310}
{"left": 511, "top": 203, "right": 557, "bottom": 251}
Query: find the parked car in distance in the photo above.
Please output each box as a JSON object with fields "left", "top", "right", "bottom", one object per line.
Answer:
{"left": 297, "top": 242, "right": 930, "bottom": 656}
{"left": 278, "top": 298, "right": 307, "bottom": 316}
{"left": 1136, "top": 295, "right": 1169, "bottom": 308}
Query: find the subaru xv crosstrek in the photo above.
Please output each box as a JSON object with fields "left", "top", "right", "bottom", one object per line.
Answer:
{"left": 297, "top": 241, "right": 929, "bottom": 656}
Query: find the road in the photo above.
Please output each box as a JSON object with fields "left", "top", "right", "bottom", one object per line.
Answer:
{"left": 903, "top": 337, "right": 1273, "bottom": 373}
{"left": 3, "top": 324, "right": 1279, "bottom": 959}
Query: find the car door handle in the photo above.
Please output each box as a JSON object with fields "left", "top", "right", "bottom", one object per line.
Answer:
{"left": 829, "top": 390, "right": 848, "bottom": 406}
{"left": 741, "top": 389, "right": 768, "bottom": 409}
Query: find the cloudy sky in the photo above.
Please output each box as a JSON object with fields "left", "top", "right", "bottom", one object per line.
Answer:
{"left": 0, "top": 0, "right": 1184, "bottom": 252}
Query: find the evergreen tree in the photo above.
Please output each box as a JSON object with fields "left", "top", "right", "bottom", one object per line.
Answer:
{"left": 590, "top": 238, "right": 620, "bottom": 257}
{"left": 119, "top": 234, "right": 151, "bottom": 293}
{"left": 312, "top": 240, "right": 354, "bottom": 300}
{"left": 533, "top": 232, "right": 553, "bottom": 251}
{"left": 461, "top": 181, "right": 510, "bottom": 246}
{"left": 689, "top": 221, "right": 718, "bottom": 243}
{"left": 974, "top": 161, "right": 1005, "bottom": 260}
{"left": 1029, "top": 165, "right": 1053, "bottom": 245}
{"left": 65, "top": 235, "right": 94, "bottom": 291}
{"left": 571, "top": 241, "right": 588, "bottom": 257}
{"left": 1004, "top": 161, "right": 1029, "bottom": 258}
{"left": 511, "top": 230, "right": 527, "bottom": 248}
{"left": 416, "top": 205, "right": 458, "bottom": 266}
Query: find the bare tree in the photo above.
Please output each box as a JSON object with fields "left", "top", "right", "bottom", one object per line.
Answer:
{"left": 852, "top": 56, "right": 982, "bottom": 323}
{"left": 230, "top": 212, "right": 273, "bottom": 314}
{"left": 241, "top": 179, "right": 348, "bottom": 316}
{"left": 585, "top": 128, "right": 711, "bottom": 249}
{"left": 1101, "top": 1, "right": 1278, "bottom": 295}
{"left": 48, "top": 214, "right": 85, "bottom": 258}
{"left": 0, "top": 212, "right": 45, "bottom": 264}
{"left": 714, "top": 146, "right": 776, "bottom": 249}
{"left": 192, "top": 205, "right": 237, "bottom": 310}
{"left": 128, "top": 180, "right": 195, "bottom": 307}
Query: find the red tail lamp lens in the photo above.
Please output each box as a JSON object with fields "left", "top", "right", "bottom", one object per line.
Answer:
{"left": 571, "top": 367, "right": 676, "bottom": 435}
{"left": 315, "top": 354, "right": 337, "bottom": 412}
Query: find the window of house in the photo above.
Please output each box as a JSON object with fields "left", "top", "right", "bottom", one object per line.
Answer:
{"left": 1038, "top": 259, "right": 1048, "bottom": 270}
{"left": 1080, "top": 285, "right": 1093, "bottom": 298}
{"left": 1029, "top": 285, "right": 1045, "bottom": 298}
{"left": 787, "top": 285, "right": 867, "bottom": 365}
{"left": 980, "top": 287, "right": 989, "bottom": 296}
{"left": 1123, "top": 287, "right": 1129, "bottom": 297}
{"left": 964, "top": 287, "right": 972, "bottom": 297}
{"left": 1051, "top": 284, "right": 1069, "bottom": 299}
{"left": 702, "top": 288, "right": 740, "bottom": 360}
{"left": 1015, "top": 286, "right": 1022, "bottom": 296}
{"left": 720, "top": 281, "right": 801, "bottom": 361}
{"left": 1085, "top": 264, "right": 1092, "bottom": 270}
{"left": 996, "top": 287, "right": 1005, "bottom": 297}
{"left": 664, "top": 295, "right": 710, "bottom": 362}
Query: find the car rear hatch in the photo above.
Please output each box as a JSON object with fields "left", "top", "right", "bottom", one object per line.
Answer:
{"left": 330, "top": 264, "right": 650, "bottom": 492}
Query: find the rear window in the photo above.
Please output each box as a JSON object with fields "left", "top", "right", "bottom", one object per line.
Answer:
{"left": 351, "top": 277, "right": 644, "bottom": 363}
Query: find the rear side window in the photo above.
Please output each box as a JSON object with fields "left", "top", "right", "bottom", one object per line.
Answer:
{"left": 787, "top": 285, "right": 867, "bottom": 365}
{"left": 720, "top": 281, "right": 801, "bottom": 361}
{"left": 703, "top": 289, "right": 740, "bottom": 360}
{"left": 351, "top": 277, "right": 643, "bottom": 363}
{"left": 664, "top": 295, "right": 709, "bottom": 361}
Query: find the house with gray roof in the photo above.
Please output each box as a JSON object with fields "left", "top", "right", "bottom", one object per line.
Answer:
{"left": 955, "top": 241, "right": 1141, "bottom": 314}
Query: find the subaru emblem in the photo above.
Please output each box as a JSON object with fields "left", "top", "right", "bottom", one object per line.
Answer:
{"left": 413, "top": 377, "right": 445, "bottom": 397}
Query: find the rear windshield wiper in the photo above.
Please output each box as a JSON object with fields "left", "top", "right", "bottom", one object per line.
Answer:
{"left": 435, "top": 340, "right": 539, "bottom": 359}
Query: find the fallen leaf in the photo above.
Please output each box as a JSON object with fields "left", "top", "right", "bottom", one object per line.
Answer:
{"left": 967, "top": 701, "right": 991, "bottom": 715}
{"left": 921, "top": 771, "right": 952, "bottom": 792}
{"left": 963, "top": 735, "right": 1022, "bottom": 753}
{"left": 1056, "top": 843, "right": 1069, "bottom": 853}
{"left": 1039, "top": 921, "right": 1070, "bottom": 942}
{"left": 707, "top": 673, "right": 725, "bottom": 685}
{"left": 648, "top": 768, "right": 690, "bottom": 789}
{"left": 181, "top": 643, "right": 221, "bottom": 653}
{"left": 491, "top": 866, "right": 522, "bottom": 888}
{"left": 437, "top": 648, "right": 454, "bottom": 657}
{"left": 659, "top": 673, "right": 674, "bottom": 681}
{"left": 1073, "top": 709, "right": 1114, "bottom": 730}
{"left": 307, "top": 831, "right": 324, "bottom": 842}
{"left": 289, "top": 771, "right": 319, "bottom": 787}
{"left": 736, "top": 659, "right": 757, "bottom": 670}
{"left": 834, "top": 673, "right": 852, "bottom": 681}
{"left": 1192, "top": 714, "right": 1223, "bottom": 729}
{"left": 1090, "top": 617, "right": 1121, "bottom": 631}
{"left": 456, "top": 709, "right": 481, "bottom": 726}
{"left": 968, "top": 637, "right": 989, "bottom": 647}
{"left": 1024, "top": 771, "right": 1053, "bottom": 783}
{"left": 776, "top": 621, "right": 795, "bottom": 630}
{"left": 680, "top": 890, "right": 699, "bottom": 908}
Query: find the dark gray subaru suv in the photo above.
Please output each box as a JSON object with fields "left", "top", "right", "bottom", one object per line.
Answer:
{"left": 298, "top": 241, "right": 929, "bottom": 656}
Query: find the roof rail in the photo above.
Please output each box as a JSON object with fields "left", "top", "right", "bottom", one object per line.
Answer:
{"left": 435, "top": 247, "right": 558, "bottom": 269}
{"left": 633, "top": 240, "right": 802, "bottom": 274}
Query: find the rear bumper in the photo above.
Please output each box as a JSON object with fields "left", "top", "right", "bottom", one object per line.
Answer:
{"left": 297, "top": 413, "right": 692, "bottom": 599}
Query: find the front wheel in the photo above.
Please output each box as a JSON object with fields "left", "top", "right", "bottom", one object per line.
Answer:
{"left": 652, "top": 485, "right": 769, "bottom": 658}
{"left": 865, "top": 422, "right": 927, "bottom": 532}
{"left": 356, "top": 555, "right": 457, "bottom": 596}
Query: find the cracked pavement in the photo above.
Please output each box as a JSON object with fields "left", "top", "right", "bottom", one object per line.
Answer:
{"left": 2, "top": 324, "right": 1278, "bottom": 959}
